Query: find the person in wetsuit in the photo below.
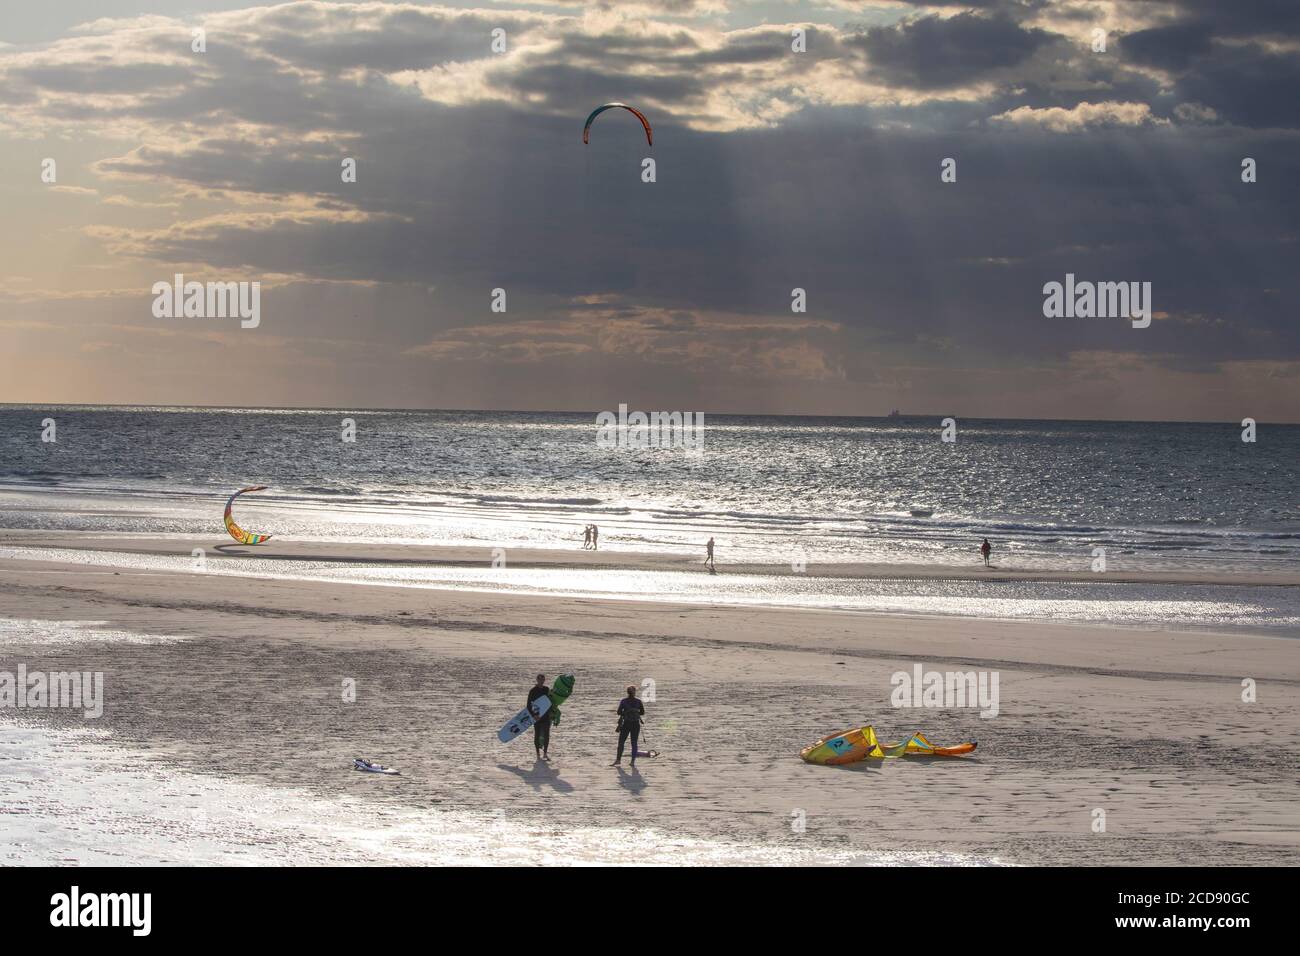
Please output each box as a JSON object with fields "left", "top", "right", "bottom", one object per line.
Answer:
{"left": 528, "top": 673, "right": 551, "bottom": 760}
{"left": 612, "top": 684, "right": 645, "bottom": 767}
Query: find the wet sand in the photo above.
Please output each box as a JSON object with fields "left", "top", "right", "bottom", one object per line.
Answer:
{"left": 3, "top": 529, "right": 1298, "bottom": 586}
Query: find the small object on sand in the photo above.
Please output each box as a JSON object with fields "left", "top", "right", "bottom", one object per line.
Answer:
{"left": 354, "top": 758, "right": 400, "bottom": 775}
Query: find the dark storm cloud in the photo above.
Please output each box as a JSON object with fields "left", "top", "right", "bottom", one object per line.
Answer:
{"left": 1120, "top": 21, "right": 1214, "bottom": 72}
{"left": 1172, "top": 45, "right": 1300, "bottom": 129}
{"left": 1122, "top": 29, "right": 1300, "bottom": 129}
{"left": 245, "top": 3, "right": 547, "bottom": 72}
{"left": 1116, "top": 0, "right": 1300, "bottom": 128}
{"left": 847, "top": 12, "right": 1054, "bottom": 89}
{"left": 1161, "top": 0, "right": 1300, "bottom": 38}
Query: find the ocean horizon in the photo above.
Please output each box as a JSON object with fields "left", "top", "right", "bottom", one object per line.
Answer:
{"left": 5, "top": 401, "right": 1298, "bottom": 427}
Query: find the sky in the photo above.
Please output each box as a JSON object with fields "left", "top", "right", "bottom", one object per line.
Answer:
{"left": 0, "top": 0, "right": 1297, "bottom": 421}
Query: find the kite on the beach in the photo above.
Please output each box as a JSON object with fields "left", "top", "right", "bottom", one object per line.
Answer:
{"left": 583, "top": 103, "right": 653, "bottom": 146}
{"left": 887, "top": 731, "right": 976, "bottom": 758}
{"left": 800, "top": 727, "right": 975, "bottom": 765}
{"left": 223, "top": 485, "right": 273, "bottom": 544}
{"left": 800, "top": 726, "right": 883, "bottom": 765}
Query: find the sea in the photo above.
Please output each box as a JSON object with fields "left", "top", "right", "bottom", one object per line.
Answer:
{"left": 1, "top": 405, "right": 1297, "bottom": 632}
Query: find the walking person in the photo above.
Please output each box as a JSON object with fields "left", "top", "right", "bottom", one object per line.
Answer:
{"left": 582, "top": 525, "right": 592, "bottom": 549}
{"left": 591, "top": 524, "right": 599, "bottom": 550}
{"left": 611, "top": 685, "right": 645, "bottom": 767}
{"left": 980, "top": 537, "right": 992, "bottom": 568}
{"left": 705, "top": 536, "right": 715, "bottom": 572}
{"left": 527, "top": 673, "right": 552, "bottom": 760}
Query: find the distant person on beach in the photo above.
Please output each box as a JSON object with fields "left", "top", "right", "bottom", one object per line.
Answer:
{"left": 705, "top": 536, "right": 715, "bottom": 571}
{"left": 980, "top": 538, "right": 992, "bottom": 568}
{"left": 527, "top": 673, "right": 551, "bottom": 760}
{"left": 612, "top": 685, "right": 645, "bottom": 767}
{"left": 591, "top": 524, "right": 599, "bottom": 550}
{"left": 582, "top": 525, "right": 592, "bottom": 549}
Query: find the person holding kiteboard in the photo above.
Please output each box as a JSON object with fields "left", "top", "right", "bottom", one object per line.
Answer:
{"left": 527, "top": 674, "right": 552, "bottom": 760}
{"left": 612, "top": 685, "right": 646, "bottom": 767}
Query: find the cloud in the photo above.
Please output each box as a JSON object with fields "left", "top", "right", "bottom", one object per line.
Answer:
{"left": 407, "top": 303, "right": 844, "bottom": 380}
{"left": 848, "top": 11, "right": 1055, "bottom": 90}
{"left": 990, "top": 100, "right": 1167, "bottom": 130}
{"left": 101, "top": 194, "right": 182, "bottom": 208}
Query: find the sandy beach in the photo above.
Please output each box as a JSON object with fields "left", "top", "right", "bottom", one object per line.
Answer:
{"left": 3, "top": 533, "right": 1296, "bottom": 866}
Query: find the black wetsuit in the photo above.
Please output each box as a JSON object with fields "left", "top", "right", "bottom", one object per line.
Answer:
{"left": 528, "top": 684, "right": 551, "bottom": 754}
{"left": 616, "top": 697, "right": 645, "bottom": 763}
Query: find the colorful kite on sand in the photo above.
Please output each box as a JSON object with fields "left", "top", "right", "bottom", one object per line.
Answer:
{"left": 800, "top": 727, "right": 976, "bottom": 765}
{"left": 223, "top": 486, "right": 273, "bottom": 544}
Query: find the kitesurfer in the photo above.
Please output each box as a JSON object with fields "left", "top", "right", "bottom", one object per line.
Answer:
{"left": 980, "top": 538, "right": 992, "bottom": 567}
{"left": 612, "top": 685, "right": 645, "bottom": 767}
{"left": 528, "top": 674, "right": 551, "bottom": 760}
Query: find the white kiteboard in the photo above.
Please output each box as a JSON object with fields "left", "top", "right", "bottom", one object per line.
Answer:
{"left": 498, "top": 695, "right": 551, "bottom": 743}
{"left": 354, "top": 758, "right": 400, "bottom": 775}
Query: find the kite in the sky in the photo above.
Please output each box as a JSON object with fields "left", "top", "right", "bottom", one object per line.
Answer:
{"left": 223, "top": 486, "right": 273, "bottom": 544}
{"left": 583, "top": 103, "right": 653, "bottom": 146}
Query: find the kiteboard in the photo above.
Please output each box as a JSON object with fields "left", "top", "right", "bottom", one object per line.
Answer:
{"left": 354, "top": 758, "right": 400, "bottom": 775}
{"left": 498, "top": 694, "right": 551, "bottom": 743}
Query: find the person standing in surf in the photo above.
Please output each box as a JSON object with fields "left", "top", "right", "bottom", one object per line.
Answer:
{"left": 528, "top": 674, "right": 552, "bottom": 760}
{"left": 612, "top": 685, "right": 645, "bottom": 767}
{"left": 980, "top": 538, "right": 992, "bottom": 568}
